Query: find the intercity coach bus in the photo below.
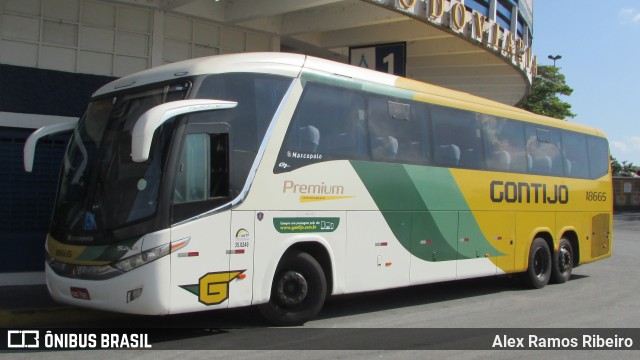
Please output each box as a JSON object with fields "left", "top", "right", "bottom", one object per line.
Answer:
{"left": 24, "top": 53, "right": 612, "bottom": 325}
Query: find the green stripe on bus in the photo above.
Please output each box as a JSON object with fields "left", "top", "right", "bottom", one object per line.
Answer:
{"left": 350, "top": 161, "right": 502, "bottom": 261}
{"left": 300, "top": 71, "right": 363, "bottom": 91}
{"left": 300, "top": 71, "right": 415, "bottom": 100}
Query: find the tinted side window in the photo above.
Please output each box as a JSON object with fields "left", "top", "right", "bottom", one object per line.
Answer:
{"left": 196, "top": 73, "right": 291, "bottom": 152}
{"left": 526, "top": 126, "right": 563, "bottom": 176}
{"left": 561, "top": 131, "right": 589, "bottom": 178}
{"left": 368, "top": 96, "right": 429, "bottom": 164}
{"left": 431, "top": 106, "right": 483, "bottom": 169}
{"left": 587, "top": 136, "right": 610, "bottom": 179}
{"left": 315, "top": 89, "right": 367, "bottom": 159}
{"left": 276, "top": 82, "right": 367, "bottom": 172}
{"left": 481, "top": 116, "right": 526, "bottom": 172}
{"left": 195, "top": 73, "right": 291, "bottom": 194}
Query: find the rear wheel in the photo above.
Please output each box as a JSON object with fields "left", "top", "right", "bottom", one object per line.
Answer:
{"left": 524, "top": 237, "right": 552, "bottom": 289}
{"left": 258, "top": 251, "right": 327, "bottom": 326}
{"left": 551, "top": 238, "right": 573, "bottom": 284}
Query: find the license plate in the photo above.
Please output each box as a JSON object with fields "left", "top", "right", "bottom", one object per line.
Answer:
{"left": 70, "top": 287, "right": 91, "bottom": 300}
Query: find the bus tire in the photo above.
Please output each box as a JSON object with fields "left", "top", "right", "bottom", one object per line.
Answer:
{"left": 524, "top": 237, "right": 552, "bottom": 289}
{"left": 258, "top": 250, "right": 327, "bottom": 326}
{"left": 551, "top": 238, "right": 573, "bottom": 284}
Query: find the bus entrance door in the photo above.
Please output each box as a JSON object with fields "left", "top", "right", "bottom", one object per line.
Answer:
{"left": 169, "top": 123, "right": 235, "bottom": 312}
{"left": 170, "top": 212, "right": 232, "bottom": 312}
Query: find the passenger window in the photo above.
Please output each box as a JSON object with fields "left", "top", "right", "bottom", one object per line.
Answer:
{"left": 195, "top": 74, "right": 291, "bottom": 196}
{"left": 276, "top": 82, "right": 367, "bottom": 172}
{"left": 481, "top": 116, "right": 526, "bottom": 172}
{"left": 561, "top": 131, "right": 589, "bottom": 178}
{"left": 526, "top": 126, "right": 563, "bottom": 176}
{"left": 368, "top": 96, "right": 428, "bottom": 164}
{"left": 431, "top": 105, "right": 483, "bottom": 169}
{"left": 587, "top": 136, "right": 610, "bottom": 179}
{"left": 196, "top": 74, "right": 291, "bottom": 153}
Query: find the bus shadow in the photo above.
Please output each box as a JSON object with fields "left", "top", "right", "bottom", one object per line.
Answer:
{"left": 318, "top": 273, "right": 591, "bottom": 321}
{"left": 319, "top": 275, "right": 524, "bottom": 320}
{"left": 567, "top": 273, "right": 588, "bottom": 281}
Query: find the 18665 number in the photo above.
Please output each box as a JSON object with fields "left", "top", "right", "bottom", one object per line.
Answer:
{"left": 586, "top": 191, "right": 607, "bottom": 201}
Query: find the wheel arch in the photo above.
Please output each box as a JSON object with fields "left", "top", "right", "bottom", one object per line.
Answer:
{"left": 526, "top": 229, "right": 554, "bottom": 264}
{"left": 284, "top": 241, "right": 334, "bottom": 299}
{"left": 534, "top": 231, "right": 554, "bottom": 252}
{"left": 254, "top": 235, "right": 335, "bottom": 305}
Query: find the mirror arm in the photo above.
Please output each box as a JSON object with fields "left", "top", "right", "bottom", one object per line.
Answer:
{"left": 131, "top": 99, "right": 237, "bottom": 162}
{"left": 24, "top": 120, "right": 78, "bottom": 172}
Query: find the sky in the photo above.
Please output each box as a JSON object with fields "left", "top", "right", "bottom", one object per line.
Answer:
{"left": 533, "top": 0, "right": 640, "bottom": 166}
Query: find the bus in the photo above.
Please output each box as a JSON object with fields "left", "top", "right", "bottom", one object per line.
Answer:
{"left": 24, "top": 53, "right": 612, "bottom": 326}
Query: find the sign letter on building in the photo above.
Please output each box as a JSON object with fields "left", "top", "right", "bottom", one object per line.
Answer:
{"left": 349, "top": 43, "right": 406, "bottom": 77}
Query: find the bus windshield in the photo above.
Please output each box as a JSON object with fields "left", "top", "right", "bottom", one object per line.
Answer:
{"left": 51, "top": 73, "right": 293, "bottom": 245}
{"left": 52, "top": 83, "right": 190, "bottom": 244}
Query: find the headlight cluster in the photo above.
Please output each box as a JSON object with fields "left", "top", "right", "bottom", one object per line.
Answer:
{"left": 47, "top": 243, "right": 171, "bottom": 280}
{"left": 112, "top": 244, "right": 170, "bottom": 272}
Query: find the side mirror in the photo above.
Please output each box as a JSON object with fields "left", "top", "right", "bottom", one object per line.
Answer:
{"left": 131, "top": 99, "right": 237, "bottom": 162}
{"left": 24, "top": 120, "right": 78, "bottom": 172}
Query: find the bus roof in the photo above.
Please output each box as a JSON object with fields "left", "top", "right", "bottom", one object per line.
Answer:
{"left": 93, "top": 52, "right": 307, "bottom": 97}
{"left": 93, "top": 52, "right": 605, "bottom": 138}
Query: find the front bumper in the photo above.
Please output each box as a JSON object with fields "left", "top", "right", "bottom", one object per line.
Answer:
{"left": 45, "top": 255, "right": 171, "bottom": 315}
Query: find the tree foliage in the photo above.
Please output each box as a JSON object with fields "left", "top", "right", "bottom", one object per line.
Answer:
{"left": 518, "top": 65, "right": 576, "bottom": 120}
{"left": 611, "top": 156, "right": 622, "bottom": 175}
{"left": 611, "top": 155, "right": 637, "bottom": 176}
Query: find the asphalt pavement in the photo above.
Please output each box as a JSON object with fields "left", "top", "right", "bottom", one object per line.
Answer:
{"left": 0, "top": 284, "right": 126, "bottom": 327}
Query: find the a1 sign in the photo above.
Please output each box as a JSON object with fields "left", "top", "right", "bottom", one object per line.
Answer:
{"left": 349, "top": 42, "right": 406, "bottom": 76}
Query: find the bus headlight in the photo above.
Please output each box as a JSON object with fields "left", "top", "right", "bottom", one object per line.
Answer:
{"left": 112, "top": 243, "right": 170, "bottom": 272}
{"left": 47, "top": 243, "right": 171, "bottom": 280}
{"left": 47, "top": 255, "right": 123, "bottom": 280}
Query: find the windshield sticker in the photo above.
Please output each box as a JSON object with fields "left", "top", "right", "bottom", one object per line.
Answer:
{"left": 273, "top": 217, "right": 340, "bottom": 233}
{"left": 137, "top": 179, "right": 147, "bottom": 191}
{"left": 83, "top": 212, "right": 97, "bottom": 231}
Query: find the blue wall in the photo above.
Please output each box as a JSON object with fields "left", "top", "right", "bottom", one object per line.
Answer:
{"left": 0, "top": 65, "right": 114, "bottom": 272}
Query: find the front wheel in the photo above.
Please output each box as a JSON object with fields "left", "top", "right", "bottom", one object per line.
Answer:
{"left": 551, "top": 238, "right": 573, "bottom": 284}
{"left": 524, "top": 237, "right": 552, "bottom": 289}
{"left": 258, "top": 251, "right": 327, "bottom": 326}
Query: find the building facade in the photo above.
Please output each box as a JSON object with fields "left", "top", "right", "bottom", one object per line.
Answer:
{"left": 0, "top": 0, "right": 535, "bottom": 284}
